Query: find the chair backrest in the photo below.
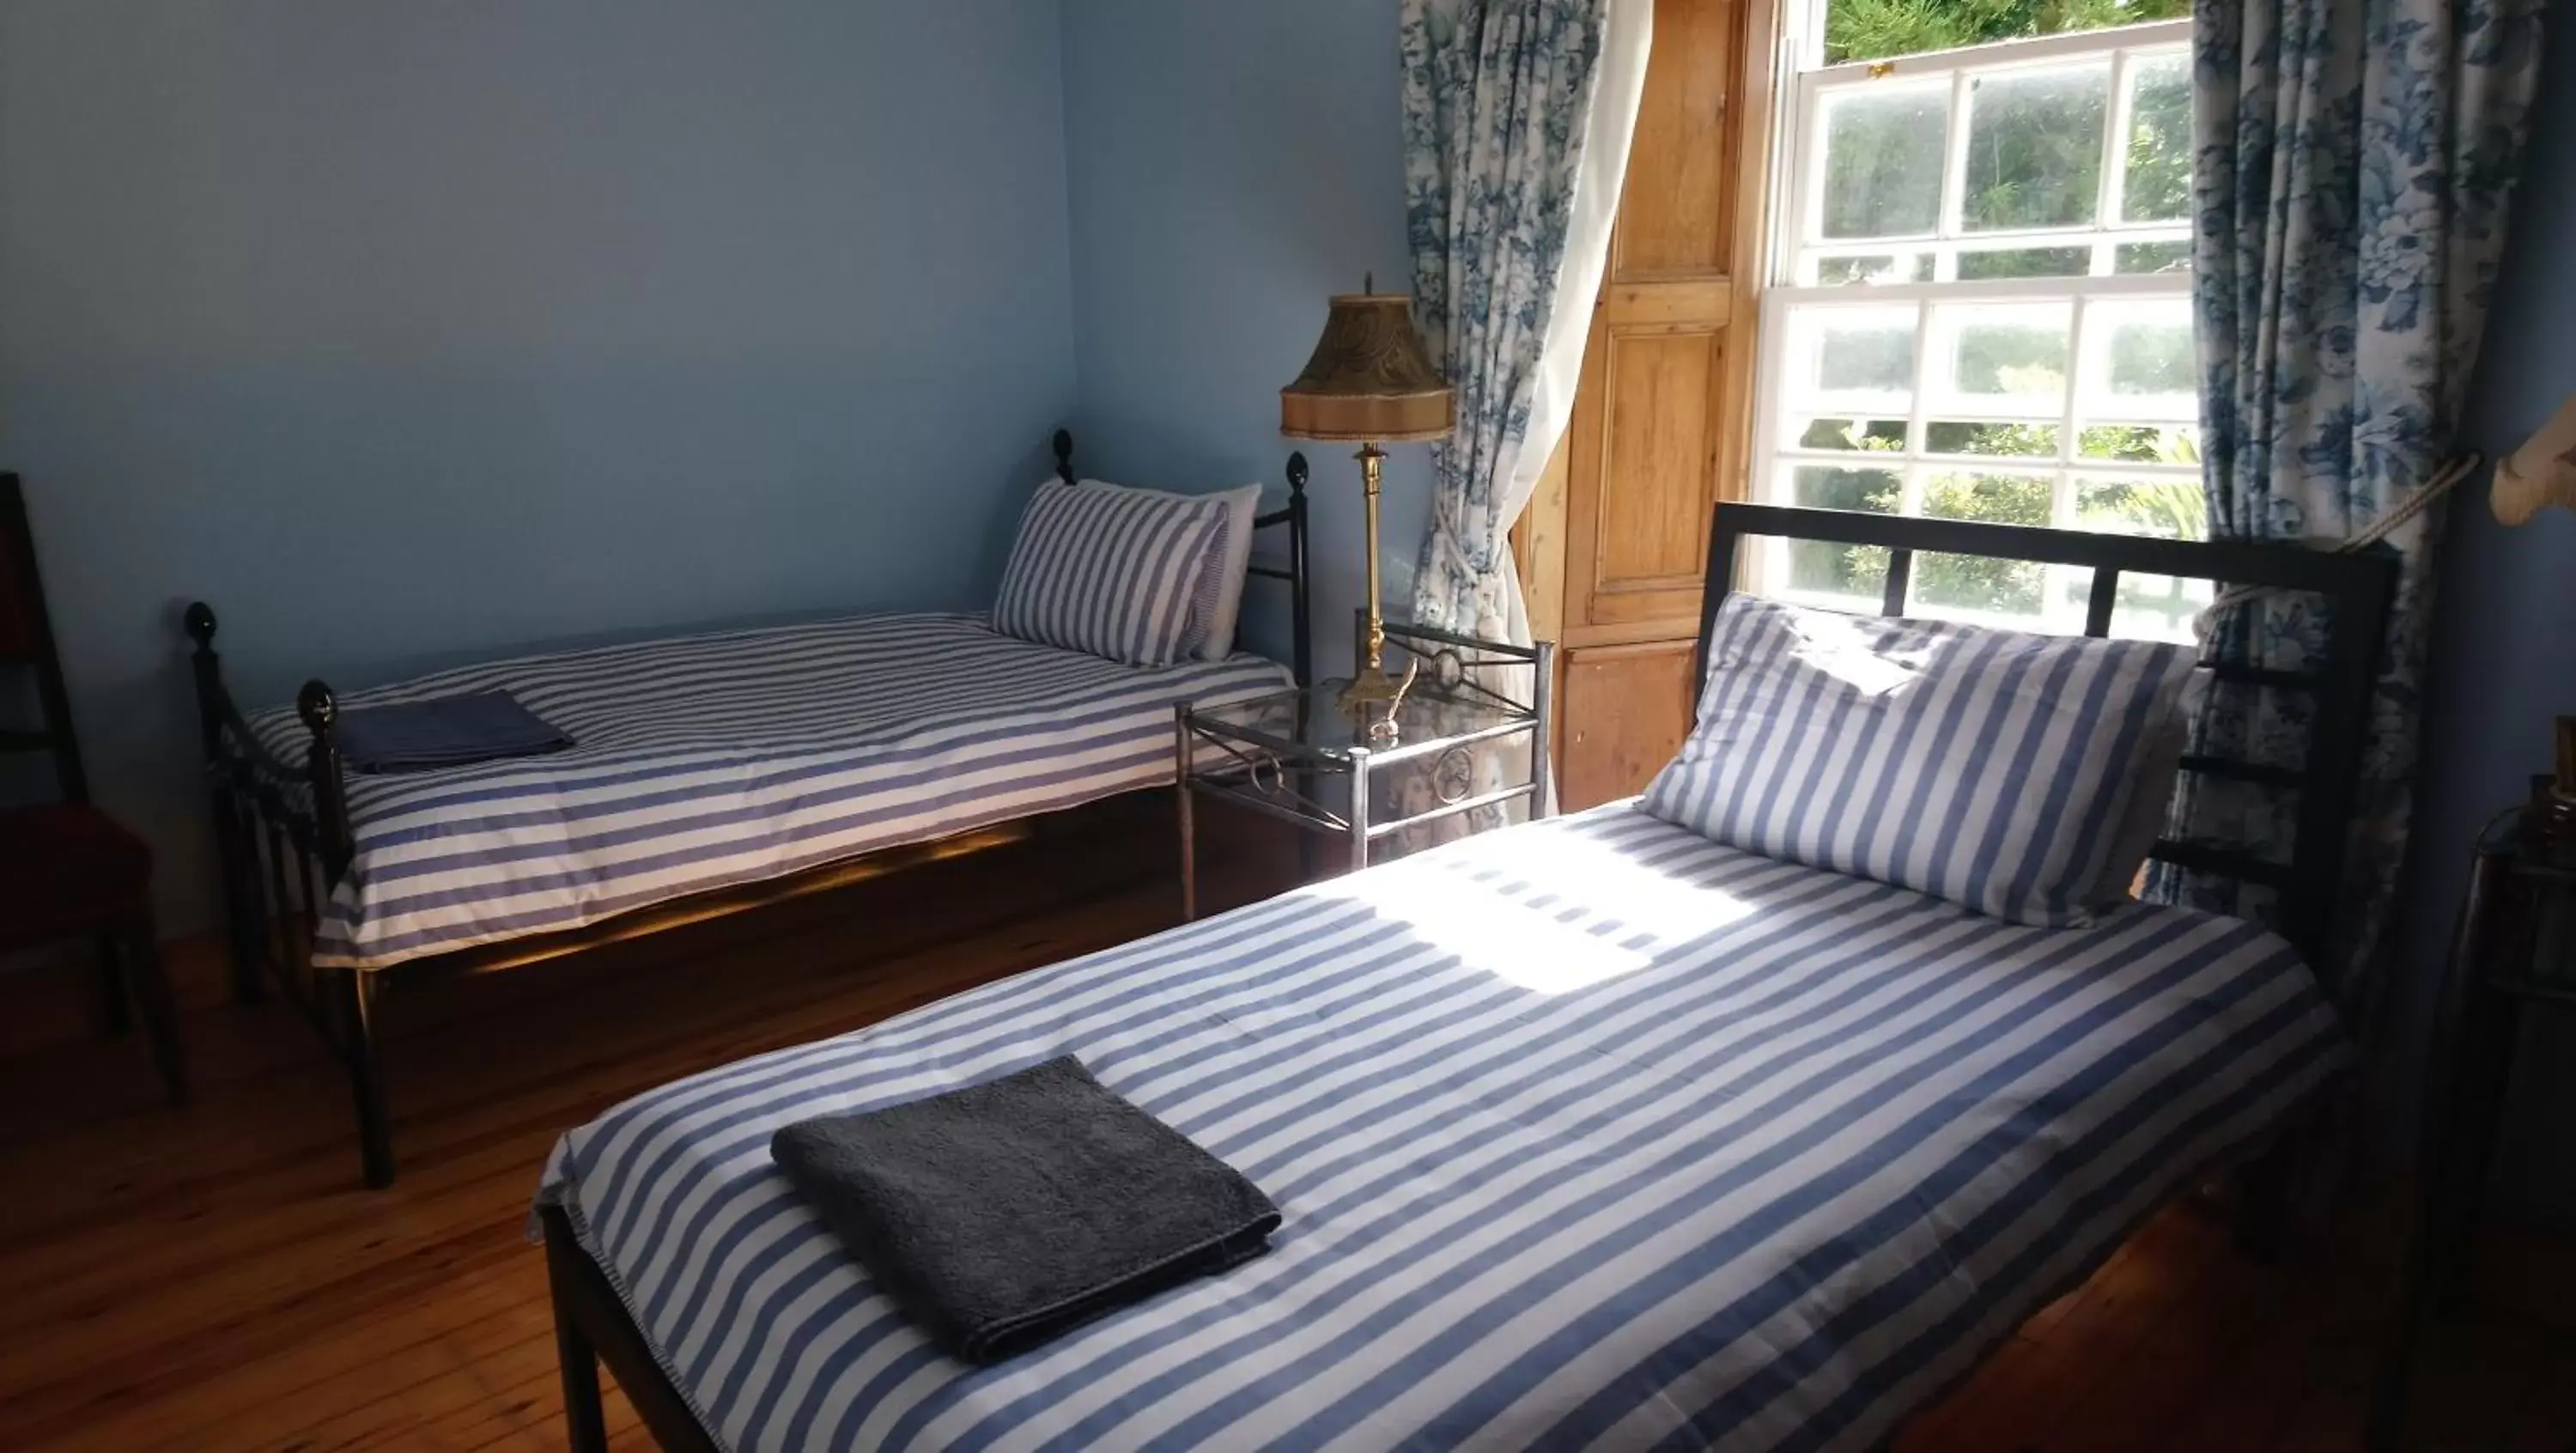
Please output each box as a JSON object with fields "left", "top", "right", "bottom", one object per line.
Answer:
{"left": 0, "top": 473, "right": 88, "bottom": 803}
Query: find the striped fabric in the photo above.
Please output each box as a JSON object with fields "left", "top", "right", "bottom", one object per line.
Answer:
{"left": 992, "top": 483, "right": 1230, "bottom": 667}
{"left": 246, "top": 612, "right": 1289, "bottom": 970}
{"left": 1644, "top": 595, "right": 2195, "bottom": 928}
{"left": 535, "top": 802, "right": 2344, "bottom": 1453}
{"left": 1176, "top": 495, "right": 1234, "bottom": 660}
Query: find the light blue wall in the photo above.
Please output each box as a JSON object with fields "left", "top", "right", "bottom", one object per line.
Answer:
{"left": 2397, "top": 0, "right": 2576, "bottom": 1222}
{"left": 1058, "top": 0, "right": 1424, "bottom": 677}
{"left": 29, "top": 0, "right": 2558, "bottom": 1137}
{"left": 0, "top": 2, "right": 1078, "bottom": 931}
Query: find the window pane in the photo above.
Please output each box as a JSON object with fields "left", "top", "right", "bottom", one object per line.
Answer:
{"left": 2080, "top": 299, "right": 2195, "bottom": 418}
{"left": 1794, "top": 416, "right": 1910, "bottom": 451}
{"left": 1823, "top": 0, "right": 2189, "bottom": 65}
{"left": 1792, "top": 463, "right": 1902, "bottom": 512}
{"left": 1824, "top": 325, "right": 1917, "bottom": 393}
{"left": 2057, "top": 484, "right": 2213, "bottom": 643}
{"left": 1956, "top": 246, "right": 2093, "bottom": 280}
{"left": 1925, "top": 421, "right": 2059, "bottom": 457}
{"left": 1933, "top": 302, "right": 2070, "bottom": 413}
{"left": 1786, "top": 465, "right": 1898, "bottom": 601}
{"left": 1791, "top": 306, "right": 1919, "bottom": 410}
{"left": 2050, "top": 564, "right": 2205, "bottom": 641}
{"left": 1964, "top": 65, "right": 2110, "bottom": 231}
{"left": 1917, "top": 562, "right": 2083, "bottom": 630}
{"left": 1815, "top": 252, "right": 1934, "bottom": 285}
{"left": 1910, "top": 464, "right": 2051, "bottom": 614}
{"left": 2120, "top": 55, "right": 2192, "bottom": 222}
{"left": 2075, "top": 477, "right": 2207, "bottom": 539}
{"left": 2114, "top": 240, "right": 2192, "bottom": 274}
{"left": 2077, "top": 423, "right": 2200, "bottom": 465}
{"left": 1820, "top": 84, "right": 1948, "bottom": 240}
{"left": 1922, "top": 471, "right": 2054, "bottom": 526}
{"left": 1920, "top": 473, "right": 2056, "bottom": 617}
{"left": 2109, "top": 318, "right": 2195, "bottom": 395}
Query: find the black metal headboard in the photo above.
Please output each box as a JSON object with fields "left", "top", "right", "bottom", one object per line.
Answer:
{"left": 1693, "top": 502, "right": 2397, "bottom": 978}
{"left": 1048, "top": 429, "right": 1312, "bottom": 689}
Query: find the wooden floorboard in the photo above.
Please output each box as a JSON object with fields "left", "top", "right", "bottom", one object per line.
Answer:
{"left": 0, "top": 803, "right": 2567, "bottom": 1451}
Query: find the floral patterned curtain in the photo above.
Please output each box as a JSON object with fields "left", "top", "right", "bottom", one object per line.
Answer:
{"left": 1400, "top": 0, "right": 1644, "bottom": 646}
{"left": 2156, "top": 0, "right": 2547, "bottom": 1011}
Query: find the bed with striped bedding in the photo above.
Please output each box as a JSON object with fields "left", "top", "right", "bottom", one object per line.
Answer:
{"left": 535, "top": 799, "right": 2346, "bottom": 1453}
{"left": 246, "top": 611, "right": 1290, "bottom": 970}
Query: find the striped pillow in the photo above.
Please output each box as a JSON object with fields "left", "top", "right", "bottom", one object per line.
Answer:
{"left": 1642, "top": 595, "right": 2196, "bottom": 927}
{"left": 992, "top": 483, "right": 1230, "bottom": 667}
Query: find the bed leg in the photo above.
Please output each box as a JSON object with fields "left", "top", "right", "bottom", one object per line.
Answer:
{"left": 119, "top": 908, "right": 191, "bottom": 1106}
{"left": 91, "top": 931, "right": 134, "bottom": 1037}
{"left": 334, "top": 969, "right": 397, "bottom": 1189}
{"left": 212, "top": 792, "right": 268, "bottom": 1005}
{"left": 2233, "top": 1137, "right": 2292, "bottom": 1263}
{"left": 550, "top": 1275, "right": 611, "bottom": 1453}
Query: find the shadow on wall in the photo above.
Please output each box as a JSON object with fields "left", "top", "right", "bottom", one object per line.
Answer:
{"left": 1058, "top": 0, "right": 1431, "bottom": 685}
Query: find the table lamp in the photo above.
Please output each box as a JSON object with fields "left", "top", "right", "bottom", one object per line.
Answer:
{"left": 1280, "top": 277, "right": 1455, "bottom": 714}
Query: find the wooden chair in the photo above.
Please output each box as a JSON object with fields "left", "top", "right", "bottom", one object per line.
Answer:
{"left": 0, "top": 472, "right": 186, "bottom": 1102}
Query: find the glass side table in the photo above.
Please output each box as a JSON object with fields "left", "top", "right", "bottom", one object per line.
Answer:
{"left": 1174, "top": 621, "right": 1553, "bottom": 921}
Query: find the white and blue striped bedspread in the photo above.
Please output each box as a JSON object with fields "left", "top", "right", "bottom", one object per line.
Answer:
{"left": 246, "top": 612, "right": 1290, "bottom": 970}
{"left": 535, "top": 801, "right": 2347, "bottom": 1452}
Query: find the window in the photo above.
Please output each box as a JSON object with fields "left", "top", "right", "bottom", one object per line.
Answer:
{"left": 1750, "top": 8, "right": 2206, "bottom": 642}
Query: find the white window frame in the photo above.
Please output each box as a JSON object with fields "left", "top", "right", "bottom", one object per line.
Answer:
{"left": 1748, "top": 15, "right": 2202, "bottom": 636}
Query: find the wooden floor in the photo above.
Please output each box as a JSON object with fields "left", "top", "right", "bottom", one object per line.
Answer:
{"left": 0, "top": 803, "right": 2569, "bottom": 1453}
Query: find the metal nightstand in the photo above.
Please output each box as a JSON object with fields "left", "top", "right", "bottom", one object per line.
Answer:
{"left": 2377, "top": 794, "right": 2576, "bottom": 1445}
{"left": 1174, "top": 621, "right": 1552, "bottom": 921}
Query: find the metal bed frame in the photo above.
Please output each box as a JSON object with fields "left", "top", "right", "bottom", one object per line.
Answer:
{"left": 539, "top": 502, "right": 2397, "bottom": 1453}
{"left": 1699, "top": 503, "right": 2395, "bottom": 990}
{"left": 182, "top": 430, "right": 1313, "bottom": 1189}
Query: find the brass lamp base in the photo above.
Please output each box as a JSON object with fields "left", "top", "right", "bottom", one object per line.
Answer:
{"left": 1339, "top": 657, "right": 1419, "bottom": 742}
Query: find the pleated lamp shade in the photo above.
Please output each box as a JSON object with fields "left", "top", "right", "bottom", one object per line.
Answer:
{"left": 1279, "top": 291, "right": 1455, "bottom": 443}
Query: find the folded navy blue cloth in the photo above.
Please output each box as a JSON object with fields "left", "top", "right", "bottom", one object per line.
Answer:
{"left": 332, "top": 690, "right": 572, "bottom": 774}
{"left": 771, "top": 1055, "right": 1280, "bottom": 1364}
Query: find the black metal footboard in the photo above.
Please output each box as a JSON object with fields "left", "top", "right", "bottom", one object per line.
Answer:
{"left": 183, "top": 604, "right": 393, "bottom": 1185}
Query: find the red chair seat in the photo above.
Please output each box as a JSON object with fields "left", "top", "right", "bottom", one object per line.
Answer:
{"left": 0, "top": 801, "right": 154, "bottom": 950}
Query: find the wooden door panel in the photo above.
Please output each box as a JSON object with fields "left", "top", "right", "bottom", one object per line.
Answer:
{"left": 1533, "top": 0, "right": 1777, "bottom": 799}
{"left": 1591, "top": 326, "right": 1723, "bottom": 604}
{"left": 1613, "top": 0, "right": 1740, "bottom": 279}
{"left": 1560, "top": 0, "right": 1756, "bottom": 644}
{"left": 1558, "top": 640, "right": 1699, "bottom": 811}
{"left": 1564, "top": 310, "right": 1731, "bottom": 632}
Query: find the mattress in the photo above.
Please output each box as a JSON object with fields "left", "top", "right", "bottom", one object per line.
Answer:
{"left": 246, "top": 611, "right": 1291, "bottom": 969}
{"left": 535, "top": 801, "right": 2346, "bottom": 1452}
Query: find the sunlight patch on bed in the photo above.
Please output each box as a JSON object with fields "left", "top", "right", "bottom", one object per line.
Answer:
{"left": 1320, "top": 833, "right": 1757, "bottom": 994}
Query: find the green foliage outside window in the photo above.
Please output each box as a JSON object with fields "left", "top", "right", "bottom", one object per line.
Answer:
{"left": 1795, "top": 1, "right": 2202, "bottom": 619}
{"left": 2119, "top": 58, "right": 2193, "bottom": 220}
{"left": 1788, "top": 415, "right": 2204, "bottom": 615}
{"left": 1815, "top": 0, "right": 2192, "bottom": 272}
{"left": 1823, "top": 0, "right": 2189, "bottom": 65}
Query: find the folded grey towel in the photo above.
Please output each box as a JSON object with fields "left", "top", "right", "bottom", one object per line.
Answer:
{"left": 770, "top": 1055, "right": 1279, "bottom": 1364}
{"left": 332, "top": 690, "right": 572, "bottom": 774}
